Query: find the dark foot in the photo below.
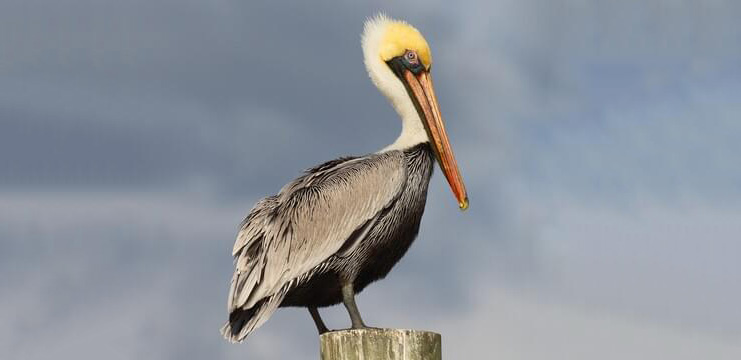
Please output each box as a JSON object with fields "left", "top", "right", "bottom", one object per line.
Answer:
{"left": 328, "top": 325, "right": 382, "bottom": 333}
{"left": 351, "top": 325, "right": 382, "bottom": 330}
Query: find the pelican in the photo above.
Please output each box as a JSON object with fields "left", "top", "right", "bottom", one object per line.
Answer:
{"left": 222, "top": 14, "right": 468, "bottom": 342}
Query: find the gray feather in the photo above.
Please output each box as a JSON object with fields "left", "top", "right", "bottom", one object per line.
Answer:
{"left": 222, "top": 151, "right": 408, "bottom": 342}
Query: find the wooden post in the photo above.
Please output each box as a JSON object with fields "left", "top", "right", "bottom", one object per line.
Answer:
{"left": 320, "top": 328, "right": 441, "bottom": 360}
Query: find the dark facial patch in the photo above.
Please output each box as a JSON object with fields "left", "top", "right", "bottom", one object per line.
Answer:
{"left": 386, "top": 50, "right": 425, "bottom": 80}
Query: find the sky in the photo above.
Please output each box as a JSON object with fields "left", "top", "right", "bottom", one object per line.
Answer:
{"left": 1, "top": 0, "right": 740, "bottom": 359}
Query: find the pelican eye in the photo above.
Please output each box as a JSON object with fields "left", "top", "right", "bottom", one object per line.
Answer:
{"left": 404, "top": 50, "right": 419, "bottom": 64}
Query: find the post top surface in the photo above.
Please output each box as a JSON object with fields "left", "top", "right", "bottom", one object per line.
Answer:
{"left": 319, "top": 328, "right": 442, "bottom": 360}
{"left": 320, "top": 328, "right": 440, "bottom": 339}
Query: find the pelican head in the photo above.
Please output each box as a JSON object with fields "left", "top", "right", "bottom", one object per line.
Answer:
{"left": 362, "top": 14, "right": 468, "bottom": 210}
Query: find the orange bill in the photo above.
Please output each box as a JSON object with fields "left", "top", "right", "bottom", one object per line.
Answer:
{"left": 403, "top": 69, "right": 468, "bottom": 210}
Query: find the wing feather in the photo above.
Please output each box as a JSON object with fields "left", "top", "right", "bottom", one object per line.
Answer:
{"left": 227, "top": 151, "right": 407, "bottom": 312}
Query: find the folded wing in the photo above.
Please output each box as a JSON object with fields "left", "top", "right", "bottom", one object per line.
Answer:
{"left": 223, "top": 151, "right": 407, "bottom": 341}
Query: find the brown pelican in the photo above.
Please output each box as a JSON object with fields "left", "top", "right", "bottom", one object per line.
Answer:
{"left": 222, "top": 14, "right": 468, "bottom": 342}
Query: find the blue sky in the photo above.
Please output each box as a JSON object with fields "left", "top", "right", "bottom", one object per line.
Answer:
{"left": 1, "top": 1, "right": 740, "bottom": 359}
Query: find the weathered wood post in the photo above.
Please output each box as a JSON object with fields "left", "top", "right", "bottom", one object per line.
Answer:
{"left": 320, "top": 328, "right": 441, "bottom": 360}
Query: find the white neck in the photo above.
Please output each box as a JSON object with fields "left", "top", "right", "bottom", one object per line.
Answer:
{"left": 362, "top": 15, "right": 429, "bottom": 153}
{"left": 381, "top": 108, "right": 428, "bottom": 152}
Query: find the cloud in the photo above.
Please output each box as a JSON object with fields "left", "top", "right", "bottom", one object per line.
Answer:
{"left": 439, "top": 285, "right": 741, "bottom": 360}
{"left": 0, "top": 192, "right": 304, "bottom": 359}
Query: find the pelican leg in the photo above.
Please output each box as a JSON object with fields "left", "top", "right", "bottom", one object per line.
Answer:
{"left": 308, "top": 306, "right": 330, "bottom": 334}
{"left": 341, "top": 282, "right": 367, "bottom": 329}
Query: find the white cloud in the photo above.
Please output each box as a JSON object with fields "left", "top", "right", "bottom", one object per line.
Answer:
{"left": 440, "top": 285, "right": 741, "bottom": 360}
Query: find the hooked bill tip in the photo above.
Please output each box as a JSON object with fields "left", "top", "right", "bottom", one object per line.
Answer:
{"left": 459, "top": 197, "right": 469, "bottom": 211}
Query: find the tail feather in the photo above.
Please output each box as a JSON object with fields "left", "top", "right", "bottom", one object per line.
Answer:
{"left": 221, "top": 294, "right": 284, "bottom": 343}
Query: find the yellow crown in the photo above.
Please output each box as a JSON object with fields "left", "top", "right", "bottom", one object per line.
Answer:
{"left": 378, "top": 21, "right": 432, "bottom": 69}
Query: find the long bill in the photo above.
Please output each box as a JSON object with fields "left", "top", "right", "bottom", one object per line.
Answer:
{"left": 403, "top": 69, "right": 469, "bottom": 210}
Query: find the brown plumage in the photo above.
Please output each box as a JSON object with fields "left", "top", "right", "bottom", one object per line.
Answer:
{"left": 222, "top": 144, "right": 433, "bottom": 342}
{"left": 222, "top": 14, "right": 467, "bottom": 342}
